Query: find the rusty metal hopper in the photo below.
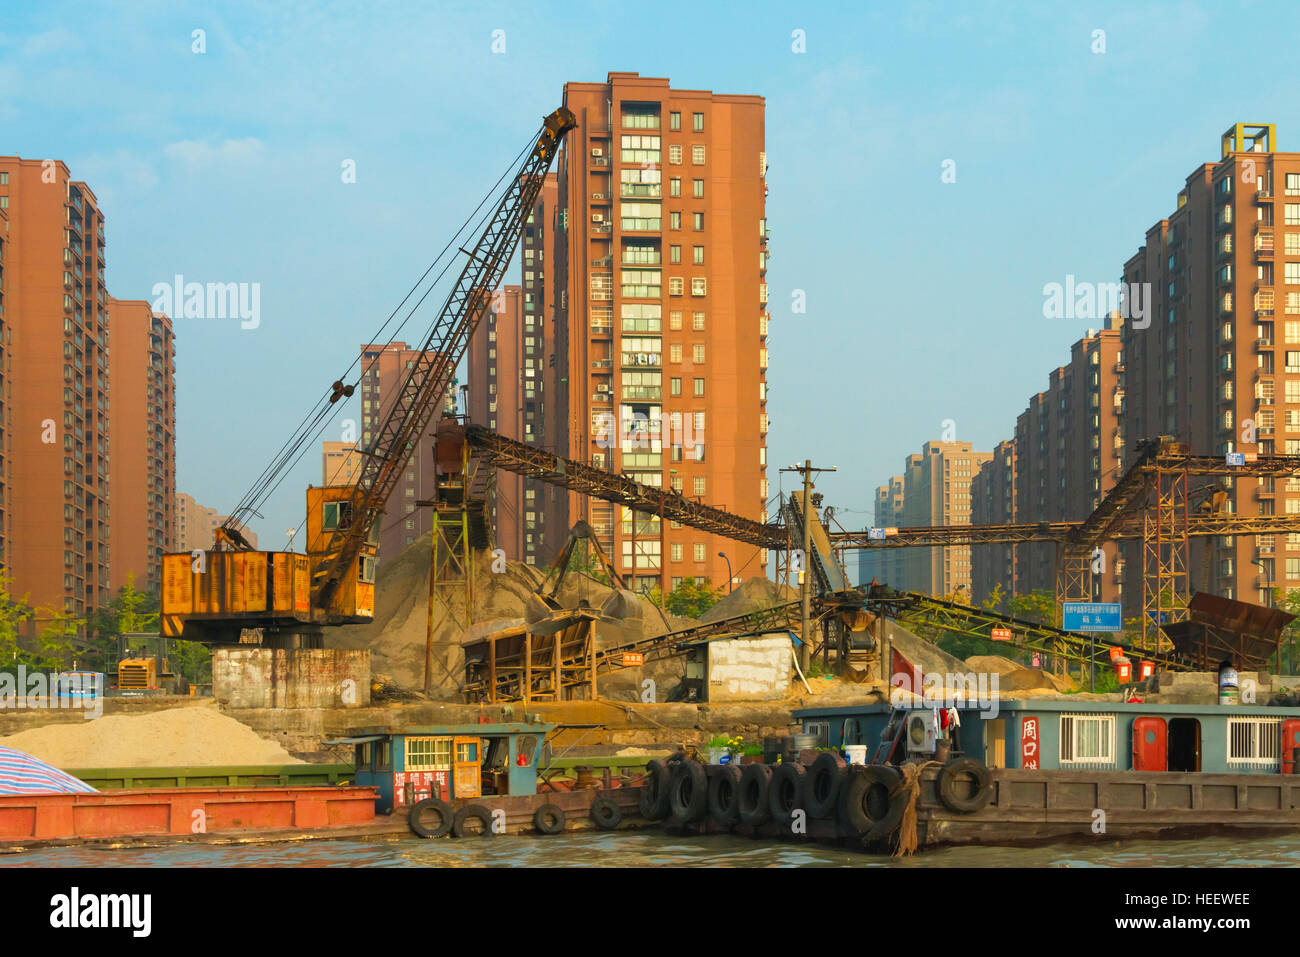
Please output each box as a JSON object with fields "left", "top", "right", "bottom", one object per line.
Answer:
{"left": 600, "top": 587, "right": 643, "bottom": 623}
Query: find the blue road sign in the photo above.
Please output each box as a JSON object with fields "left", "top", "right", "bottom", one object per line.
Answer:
{"left": 868, "top": 527, "right": 887, "bottom": 540}
{"left": 1062, "top": 602, "right": 1122, "bottom": 632}
{"left": 1226, "top": 452, "right": 1245, "bottom": 466}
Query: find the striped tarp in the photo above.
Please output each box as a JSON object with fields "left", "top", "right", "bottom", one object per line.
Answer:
{"left": 0, "top": 746, "right": 98, "bottom": 795}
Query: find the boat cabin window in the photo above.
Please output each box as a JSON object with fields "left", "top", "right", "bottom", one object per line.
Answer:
{"left": 484, "top": 737, "right": 509, "bottom": 770}
{"left": 802, "top": 720, "right": 829, "bottom": 747}
{"left": 518, "top": 735, "right": 539, "bottom": 763}
{"left": 1227, "top": 717, "right": 1281, "bottom": 769}
{"left": 373, "top": 739, "right": 392, "bottom": 771}
{"left": 1059, "top": 713, "right": 1115, "bottom": 766}
{"left": 323, "top": 500, "right": 354, "bottom": 531}
{"left": 841, "top": 719, "right": 863, "bottom": 746}
{"left": 406, "top": 736, "right": 452, "bottom": 771}
{"left": 455, "top": 740, "right": 479, "bottom": 764}
{"left": 355, "top": 742, "right": 371, "bottom": 770}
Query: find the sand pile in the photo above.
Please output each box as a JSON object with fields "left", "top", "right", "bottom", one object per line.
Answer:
{"left": 332, "top": 532, "right": 676, "bottom": 693}
{"left": 0, "top": 704, "right": 303, "bottom": 768}
{"left": 701, "top": 577, "right": 797, "bottom": 624}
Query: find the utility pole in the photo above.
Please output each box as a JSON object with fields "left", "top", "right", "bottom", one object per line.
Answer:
{"left": 781, "top": 459, "right": 836, "bottom": 672}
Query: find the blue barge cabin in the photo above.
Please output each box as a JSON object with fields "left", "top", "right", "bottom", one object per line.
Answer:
{"left": 329, "top": 723, "right": 552, "bottom": 814}
{"left": 794, "top": 700, "right": 1300, "bottom": 774}
{"left": 788, "top": 698, "right": 1300, "bottom": 850}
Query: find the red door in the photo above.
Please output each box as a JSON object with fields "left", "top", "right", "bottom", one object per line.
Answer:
{"left": 1132, "top": 717, "right": 1167, "bottom": 771}
{"left": 1282, "top": 720, "right": 1300, "bottom": 774}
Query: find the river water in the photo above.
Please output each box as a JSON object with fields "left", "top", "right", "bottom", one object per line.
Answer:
{"left": 6, "top": 831, "right": 1300, "bottom": 867}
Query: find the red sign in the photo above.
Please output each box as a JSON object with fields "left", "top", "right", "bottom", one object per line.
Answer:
{"left": 991, "top": 627, "right": 1012, "bottom": 641}
{"left": 1021, "top": 716, "right": 1040, "bottom": 770}
{"left": 1244, "top": 452, "right": 1259, "bottom": 463}
{"left": 622, "top": 652, "right": 644, "bottom": 667}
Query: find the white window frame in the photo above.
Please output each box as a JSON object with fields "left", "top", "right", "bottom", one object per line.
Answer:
{"left": 1058, "top": 713, "right": 1115, "bottom": 765}
{"left": 1227, "top": 717, "right": 1281, "bottom": 768}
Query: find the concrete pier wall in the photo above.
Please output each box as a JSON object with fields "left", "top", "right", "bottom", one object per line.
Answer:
{"left": 213, "top": 649, "right": 371, "bottom": 710}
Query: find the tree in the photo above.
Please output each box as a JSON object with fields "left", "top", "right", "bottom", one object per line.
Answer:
{"left": 648, "top": 578, "right": 723, "bottom": 619}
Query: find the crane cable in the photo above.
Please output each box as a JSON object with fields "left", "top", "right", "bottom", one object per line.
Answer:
{"left": 223, "top": 127, "right": 541, "bottom": 537}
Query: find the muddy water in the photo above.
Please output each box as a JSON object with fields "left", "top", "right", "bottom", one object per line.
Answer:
{"left": 6, "top": 831, "right": 1300, "bottom": 867}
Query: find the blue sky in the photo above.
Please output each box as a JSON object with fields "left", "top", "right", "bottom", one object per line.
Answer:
{"left": 2, "top": 0, "right": 1296, "bottom": 548}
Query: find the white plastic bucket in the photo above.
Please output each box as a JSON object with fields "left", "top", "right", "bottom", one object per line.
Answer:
{"left": 845, "top": 745, "right": 868, "bottom": 765}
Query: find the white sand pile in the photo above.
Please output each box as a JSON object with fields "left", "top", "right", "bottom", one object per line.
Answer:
{"left": 700, "top": 577, "right": 797, "bottom": 624}
{"left": 0, "top": 704, "right": 303, "bottom": 768}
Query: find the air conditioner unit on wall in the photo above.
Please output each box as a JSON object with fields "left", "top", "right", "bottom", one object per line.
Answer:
{"left": 591, "top": 147, "right": 604, "bottom": 157}
{"left": 592, "top": 213, "right": 605, "bottom": 223}
{"left": 905, "top": 711, "right": 937, "bottom": 754}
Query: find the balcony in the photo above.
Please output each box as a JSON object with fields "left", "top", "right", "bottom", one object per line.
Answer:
{"left": 590, "top": 255, "right": 612, "bottom": 268}
{"left": 1256, "top": 337, "right": 1275, "bottom": 353}
{"left": 1256, "top": 288, "right": 1275, "bottom": 316}
{"left": 590, "top": 192, "right": 610, "bottom": 203}
{"left": 590, "top": 222, "right": 612, "bottom": 234}
{"left": 591, "top": 391, "right": 612, "bottom": 404}
{"left": 591, "top": 156, "right": 610, "bottom": 168}
{"left": 1256, "top": 230, "right": 1275, "bottom": 259}
{"left": 592, "top": 358, "right": 612, "bottom": 370}
{"left": 1256, "top": 187, "right": 1273, "bottom": 203}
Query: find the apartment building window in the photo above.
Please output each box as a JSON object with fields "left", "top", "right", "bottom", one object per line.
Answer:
{"left": 621, "top": 269, "right": 661, "bottom": 297}
{"left": 621, "top": 303, "right": 662, "bottom": 332}
{"left": 670, "top": 244, "right": 681, "bottom": 263}
{"left": 669, "top": 277, "right": 684, "bottom": 296}
{"left": 671, "top": 475, "right": 683, "bottom": 493}
{"left": 669, "top": 310, "right": 683, "bottom": 330}
{"left": 693, "top": 377, "right": 705, "bottom": 396}
{"left": 671, "top": 377, "right": 682, "bottom": 396}
{"left": 669, "top": 144, "right": 682, "bottom": 164}
{"left": 0, "top": 196, "right": 8, "bottom": 210}
{"left": 693, "top": 212, "right": 704, "bottom": 230}
{"left": 0, "top": 172, "right": 7, "bottom": 185}
{"left": 671, "top": 542, "right": 683, "bottom": 562}
{"left": 670, "top": 343, "right": 683, "bottom": 363}
{"left": 694, "top": 476, "right": 706, "bottom": 496}
{"left": 692, "top": 246, "right": 705, "bottom": 265}
{"left": 620, "top": 134, "right": 661, "bottom": 164}
{"left": 670, "top": 211, "right": 681, "bottom": 230}
{"left": 669, "top": 111, "right": 681, "bottom": 131}
{"left": 670, "top": 177, "right": 681, "bottom": 197}
{"left": 620, "top": 167, "right": 662, "bottom": 198}
{"left": 1289, "top": 233, "right": 1300, "bottom": 256}
{"left": 692, "top": 145, "right": 706, "bottom": 165}
{"left": 1288, "top": 262, "right": 1300, "bottom": 285}
{"left": 691, "top": 278, "right": 707, "bottom": 296}
{"left": 689, "top": 311, "right": 705, "bottom": 331}
{"left": 692, "top": 179, "right": 704, "bottom": 198}
{"left": 692, "top": 344, "right": 706, "bottom": 363}
{"left": 692, "top": 112, "right": 704, "bottom": 132}
{"left": 1287, "top": 204, "right": 1300, "bottom": 226}
{"left": 693, "top": 542, "right": 706, "bottom": 561}
{"left": 620, "top": 202, "right": 661, "bottom": 231}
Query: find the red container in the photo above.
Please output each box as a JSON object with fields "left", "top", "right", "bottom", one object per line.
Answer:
{"left": 1114, "top": 657, "right": 1132, "bottom": 682}
{"left": 1139, "top": 660, "right": 1156, "bottom": 681}
{"left": 1108, "top": 646, "right": 1125, "bottom": 663}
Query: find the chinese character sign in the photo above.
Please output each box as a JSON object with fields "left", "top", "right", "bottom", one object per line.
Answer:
{"left": 1022, "top": 716, "right": 1040, "bottom": 770}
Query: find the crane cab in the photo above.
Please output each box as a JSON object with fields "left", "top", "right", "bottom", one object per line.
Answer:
{"left": 159, "top": 486, "right": 376, "bottom": 643}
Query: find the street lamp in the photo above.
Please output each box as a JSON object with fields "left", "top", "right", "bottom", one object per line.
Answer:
{"left": 717, "top": 552, "right": 733, "bottom": 594}
{"left": 285, "top": 528, "right": 298, "bottom": 552}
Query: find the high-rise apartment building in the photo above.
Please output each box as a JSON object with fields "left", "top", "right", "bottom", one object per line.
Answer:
{"left": 554, "top": 72, "right": 769, "bottom": 593}
{"left": 970, "top": 439, "right": 1017, "bottom": 608}
{"left": 858, "top": 477, "right": 904, "bottom": 588}
{"left": 321, "top": 440, "right": 363, "bottom": 487}
{"left": 468, "top": 286, "right": 530, "bottom": 562}
{"left": 0, "top": 157, "right": 112, "bottom": 616}
{"left": 0, "top": 203, "right": 10, "bottom": 570}
{"left": 175, "top": 492, "right": 258, "bottom": 552}
{"left": 1119, "top": 124, "right": 1300, "bottom": 609}
{"left": 106, "top": 297, "right": 175, "bottom": 593}
{"left": 895, "top": 441, "right": 992, "bottom": 596}
{"left": 1006, "top": 319, "right": 1125, "bottom": 604}
{"left": 358, "top": 340, "right": 457, "bottom": 566}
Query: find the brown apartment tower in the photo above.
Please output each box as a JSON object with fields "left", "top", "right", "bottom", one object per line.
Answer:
{"left": 0, "top": 158, "right": 112, "bottom": 616}
{"left": 970, "top": 438, "right": 1017, "bottom": 609}
{"left": 554, "top": 72, "right": 769, "bottom": 593}
{"left": 358, "top": 340, "right": 458, "bottom": 567}
{"left": 1006, "top": 318, "right": 1125, "bottom": 606}
{"left": 1120, "top": 123, "right": 1300, "bottom": 610}
{"left": 106, "top": 297, "right": 175, "bottom": 593}
{"left": 898, "top": 441, "right": 992, "bottom": 596}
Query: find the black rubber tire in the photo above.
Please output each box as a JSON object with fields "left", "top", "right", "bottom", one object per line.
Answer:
{"left": 805, "top": 752, "right": 846, "bottom": 819}
{"left": 638, "top": 759, "right": 672, "bottom": 821}
{"left": 840, "top": 764, "right": 903, "bottom": 837}
{"left": 668, "top": 760, "right": 709, "bottom": 823}
{"left": 768, "top": 762, "right": 807, "bottom": 824}
{"left": 590, "top": 796, "right": 623, "bottom": 830}
{"left": 451, "top": 804, "right": 495, "bottom": 838}
{"left": 707, "top": 764, "right": 743, "bottom": 827}
{"left": 407, "top": 797, "right": 454, "bottom": 839}
{"left": 865, "top": 788, "right": 910, "bottom": 843}
{"left": 532, "top": 803, "right": 565, "bottom": 835}
{"left": 937, "top": 757, "right": 994, "bottom": 814}
{"left": 737, "top": 763, "right": 773, "bottom": 826}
